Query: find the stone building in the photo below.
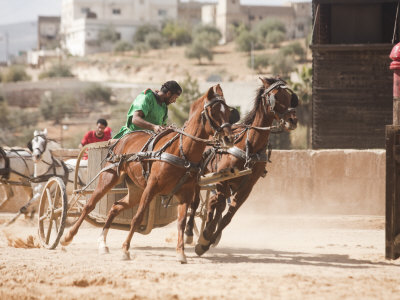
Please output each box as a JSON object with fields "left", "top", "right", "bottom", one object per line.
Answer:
{"left": 38, "top": 16, "right": 61, "bottom": 50}
{"left": 61, "top": 0, "right": 178, "bottom": 56}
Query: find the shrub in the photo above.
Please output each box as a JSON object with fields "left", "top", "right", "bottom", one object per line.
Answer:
{"left": 145, "top": 32, "right": 165, "bottom": 49}
{"left": 269, "top": 52, "right": 295, "bottom": 79}
{"left": 280, "top": 42, "right": 305, "bottom": 59}
{"left": 39, "top": 64, "right": 74, "bottom": 79}
{"left": 84, "top": 83, "right": 112, "bottom": 104}
{"left": 3, "top": 66, "right": 31, "bottom": 82}
{"left": 113, "top": 41, "right": 133, "bottom": 52}
{"left": 162, "top": 21, "right": 192, "bottom": 46}
{"left": 133, "top": 24, "right": 160, "bottom": 43}
{"left": 247, "top": 54, "right": 269, "bottom": 71}
{"left": 133, "top": 42, "right": 149, "bottom": 56}
{"left": 39, "top": 92, "right": 78, "bottom": 124}
{"left": 98, "top": 25, "right": 120, "bottom": 44}
{"left": 235, "top": 30, "right": 261, "bottom": 53}
{"left": 254, "top": 18, "right": 286, "bottom": 41}
{"left": 185, "top": 42, "right": 213, "bottom": 64}
{"left": 266, "top": 30, "right": 286, "bottom": 47}
{"left": 192, "top": 25, "right": 222, "bottom": 48}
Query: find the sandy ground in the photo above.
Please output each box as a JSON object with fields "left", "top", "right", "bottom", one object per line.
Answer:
{"left": 1, "top": 206, "right": 400, "bottom": 300}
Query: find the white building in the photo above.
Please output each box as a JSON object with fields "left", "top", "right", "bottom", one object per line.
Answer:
{"left": 61, "top": 0, "right": 178, "bottom": 56}
{"left": 202, "top": 0, "right": 312, "bottom": 44}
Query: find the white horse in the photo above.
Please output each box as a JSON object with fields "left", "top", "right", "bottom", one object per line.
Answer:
{"left": 0, "top": 146, "right": 34, "bottom": 210}
{"left": 30, "top": 129, "right": 87, "bottom": 201}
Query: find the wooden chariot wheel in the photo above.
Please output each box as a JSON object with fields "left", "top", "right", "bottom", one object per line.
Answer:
{"left": 37, "top": 177, "right": 68, "bottom": 249}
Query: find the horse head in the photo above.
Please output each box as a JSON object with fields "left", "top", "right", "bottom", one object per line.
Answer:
{"left": 259, "top": 77, "right": 298, "bottom": 131}
{"left": 30, "top": 129, "right": 60, "bottom": 163}
{"left": 190, "top": 84, "right": 237, "bottom": 147}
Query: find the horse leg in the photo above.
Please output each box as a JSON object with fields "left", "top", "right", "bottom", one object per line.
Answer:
{"left": 121, "top": 184, "right": 157, "bottom": 260}
{"left": 61, "top": 170, "right": 119, "bottom": 246}
{"left": 176, "top": 201, "right": 189, "bottom": 264}
{"left": 98, "top": 195, "right": 132, "bottom": 254}
{"left": 209, "top": 185, "right": 253, "bottom": 246}
{"left": 0, "top": 184, "right": 11, "bottom": 208}
{"left": 184, "top": 185, "right": 200, "bottom": 244}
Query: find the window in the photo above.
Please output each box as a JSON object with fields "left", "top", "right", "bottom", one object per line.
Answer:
{"left": 249, "top": 15, "right": 255, "bottom": 21}
{"left": 112, "top": 9, "right": 121, "bottom": 15}
{"left": 298, "top": 24, "right": 304, "bottom": 32}
{"left": 158, "top": 9, "right": 167, "bottom": 17}
{"left": 81, "top": 7, "right": 90, "bottom": 14}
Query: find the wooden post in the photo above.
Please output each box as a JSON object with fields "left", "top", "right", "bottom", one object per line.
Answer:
{"left": 386, "top": 43, "right": 400, "bottom": 260}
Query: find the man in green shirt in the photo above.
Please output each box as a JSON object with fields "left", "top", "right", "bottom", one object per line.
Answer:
{"left": 114, "top": 80, "right": 182, "bottom": 138}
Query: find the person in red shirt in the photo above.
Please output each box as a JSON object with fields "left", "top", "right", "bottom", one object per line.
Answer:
{"left": 79, "top": 119, "right": 112, "bottom": 159}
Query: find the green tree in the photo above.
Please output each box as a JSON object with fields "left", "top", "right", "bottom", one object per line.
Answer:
{"left": 145, "top": 32, "right": 165, "bottom": 49}
{"left": 270, "top": 52, "right": 295, "bottom": 79}
{"left": 3, "top": 66, "right": 31, "bottom": 82}
{"left": 39, "top": 64, "right": 74, "bottom": 79}
{"left": 133, "top": 24, "right": 160, "bottom": 43}
{"left": 83, "top": 83, "right": 112, "bottom": 104}
{"left": 266, "top": 30, "right": 286, "bottom": 48}
{"left": 162, "top": 21, "right": 192, "bottom": 46}
{"left": 247, "top": 54, "right": 269, "bottom": 71}
{"left": 185, "top": 42, "right": 213, "bottom": 64}
{"left": 98, "top": 25, "right": 120, "bottom": 44}
{"left": 192, "top": 25, "right": 222, "bottom": 48}
{"left": 133, "top": 42, "right": 149, "bottom": 56}
{"left": 254, "top": 18, "right": 286, "bottom": 41}
{"left": 113, "top": 41, "right": 133, "bottom": 52}
{"left": 39, "top": 92, "right": 78, "bottom": 124}
{"left": 235, "top": 30, "right": 259, "bottom": 53}
{"left": 280, "top": 42, "right": 305, "bottom": 60}
{"left": 168, "top": 73, "right": 201, "bottom": 126}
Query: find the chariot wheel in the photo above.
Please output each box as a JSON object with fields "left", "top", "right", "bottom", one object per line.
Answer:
{"left": 37, "top": 177, "right": 68, "bottom": 249}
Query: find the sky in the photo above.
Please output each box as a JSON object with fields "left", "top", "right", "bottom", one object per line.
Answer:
{"left": 0, "top": 0, "right": 310, "bottom": 26}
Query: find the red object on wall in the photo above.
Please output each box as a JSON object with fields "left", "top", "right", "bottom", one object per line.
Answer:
{"left": 390, "top": 43, "right": 400, "bottom": 98}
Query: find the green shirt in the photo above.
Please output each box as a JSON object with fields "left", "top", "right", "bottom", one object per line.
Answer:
{"left": 114, "top": 89, "right": 168, "bottom": 138}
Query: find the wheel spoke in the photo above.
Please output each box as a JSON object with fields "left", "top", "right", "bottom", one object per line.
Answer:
{"left": 53, "top": 207, "right": 63, "bottom": 216}
{"left": 45, "top": 215, "right": 54, "bottom": 244}
{"left": 39, "top": 214, "right": 48, "bottom": 222}
{"left": 45, "top": 188, "right": 53, "bottom": 210}
{"left": 54, "top": 184, "right": 60, "bottom": 208}
{"left": 53, "top": 218, "right": 59, "bottom": 233}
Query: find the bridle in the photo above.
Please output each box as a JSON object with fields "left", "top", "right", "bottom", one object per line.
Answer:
{"left": 32, "top": 134, "right": 48, "bottom": 162}
{"left": 201, "top": 95, "right": 232, "bottom": 136}
{"left": 262, "top": 80, "right": 296, "bottom": 121}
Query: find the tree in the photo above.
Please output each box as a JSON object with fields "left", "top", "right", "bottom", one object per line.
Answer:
{"left": 98, "top": 25, "right": 120, "bottom": 44}
{"left": 235, "top": 30, "right": 259, "bottom": 53}
{"left": 270, "top": 52, "right": 295, "bottom": 79}
{"left": 113, "top": 41, "right": 133, "bottom": 52}
{"left": 280, "top": 42, "right": 305, "bottom": 60}
{"left": 162, "top": 21, "right": 192, "bottom": 46}
{"left": 84, "top": 84, "right": 112, "bottom": 104}
{"left": 133, "top": 24, "right": 160, "bottom": 43}
{"left": 145, "top": 32, "right": 165, "bottom": 49}
{"left": 265, "top": 30, "right": 286, "bottom": 48}
{"left": 247, "top": 54, "right": 269, "bottom": 71}
{"left": 39, "top": 64, "right": 74, "bottom": 79}
{"left": 254, "top": 18, "right": 286, "bottom": 41}
{"left": 192, "top": 25, "right": 222, "bottom": 48}
{"left": 3, "top": 66, "right": 31, "bottom": 82}
{"left": 168, "top": 73, "right": 201, "bottom": 126}
{"left": 185, "top": 42, "right": 213, "bottom": 64}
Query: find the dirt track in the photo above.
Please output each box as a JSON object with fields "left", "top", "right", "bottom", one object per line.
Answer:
{"left": 1, "top": 210, "right": 400, "bottom": 300}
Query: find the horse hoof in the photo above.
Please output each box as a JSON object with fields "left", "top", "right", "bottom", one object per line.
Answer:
{"left": 121, "top": 251, "right": 131, "bottom": 261}
{"left": 99, "top": 246, "right": 110, "bottom": 255}
{"left": 211, "top": 232, "right": 222, "bottom": 248}
{"left": 185, "top": 234, "right": 193, "bottom": 245}
{"left": 195, "top": 243, "right": 209, "bottom": 256}
{"left": 60, "top": 236, "right": 71, "bottom": 246}
{"left": 177, "top": 252, "right": 187, "bottom": 264}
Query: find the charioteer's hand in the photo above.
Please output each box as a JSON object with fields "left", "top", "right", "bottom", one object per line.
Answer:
{"left": 153, "top": 125, "right": 165, "bottom": 134}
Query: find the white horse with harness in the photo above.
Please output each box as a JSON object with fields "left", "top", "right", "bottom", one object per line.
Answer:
{"left": 6, "top": 129, "right": 87, "bottom": 225}
{"left": 0, "top": 146, "right": 34, "bottom": 210}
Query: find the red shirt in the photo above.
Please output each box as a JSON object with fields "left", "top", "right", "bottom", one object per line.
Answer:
{"left": 81, "top": 129, "right": 111, "bottom": 146}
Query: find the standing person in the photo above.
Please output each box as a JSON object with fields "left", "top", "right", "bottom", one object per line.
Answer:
{"left": 113, "top": 80, "right": 182, "bottom": 138}
{"left": 80, "top": 118, "right": 112, "bottom": 149}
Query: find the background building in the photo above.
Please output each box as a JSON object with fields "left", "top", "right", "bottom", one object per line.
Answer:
{"left": 61, "top": 0, "right": 178, "bottom": 56}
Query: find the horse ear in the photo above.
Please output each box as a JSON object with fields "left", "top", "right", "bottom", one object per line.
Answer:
{"left": 206, "top": 86, "right": 215, "bottom": 100}
{"left": 259, "top": 77, "right": 268, "bottom": 87}
{"left": 43, "top": 128, "right": 48, "bottom": 135}
{"left": 214, "top": 84, "right": 224, "bottom": 96}
{"left": 34, "top": 130, "right": 38, "bottom": 136}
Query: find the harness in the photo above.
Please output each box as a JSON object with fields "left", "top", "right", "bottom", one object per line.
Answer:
{"left": 78, "top": 95, "right": 232, "bottom": 208}
{"left": 0, "top": 147, "right": 32, "bottom": 186}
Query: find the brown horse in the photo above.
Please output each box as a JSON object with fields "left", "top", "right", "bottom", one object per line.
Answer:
{"left": 185, "top": 77, "right": 298, "bottom": 256}
{"left": 60, "top": 84, "right": 235, "bottom": 263}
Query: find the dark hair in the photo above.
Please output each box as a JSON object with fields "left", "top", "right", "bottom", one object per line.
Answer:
{"left": 161, "top": 80, "right": 182, "bottom": 95}
{"left": 97, "top": 118, "right": 108, "bottom": 127}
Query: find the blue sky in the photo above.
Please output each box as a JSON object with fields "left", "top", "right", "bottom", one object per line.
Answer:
{"left": 0, "top": 0, "right": 310, "bottom": 26}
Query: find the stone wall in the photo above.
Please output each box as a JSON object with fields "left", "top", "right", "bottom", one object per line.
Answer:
{"left": 248, "top": 150, "right": 385, "bottom": 215}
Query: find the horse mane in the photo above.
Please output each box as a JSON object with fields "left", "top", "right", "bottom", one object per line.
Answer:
{"left": 241, "top": 77, "right": 285, "bottom": 125}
